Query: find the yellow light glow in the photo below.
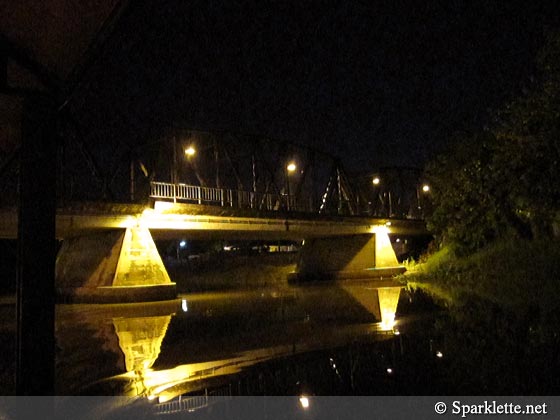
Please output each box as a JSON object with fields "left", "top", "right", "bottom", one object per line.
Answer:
{"left": 372, "top": 177, "right": 380, "bottom": 185}
{"left": 371, "top": 225, "right": 389, "bottom": 234}
{"left": 375, "top": 228, "right": 401, "bottom": 268}
{"left": 113, "top": 228, "right": 173, "bottom": 286}
{"left": 378, "top": 287, "right": 401, "bottom": 330}
{"left": 153, "top": 201, "right": 176, "bottom": 213}
{"left": 299, "top": 396, "right": 310, "bottom": 409}
{"left": 422, "top": 184, "right": 430, "bottom": 192}
{"left": 287, "top": 162, "right": 297, "bottom": 172}
{"left": 380, "top": 312, "right": 396, "bottom": 330}
{"left": 436, "top": 351, "right": 443, "bottom": 358}
{"left": 184, "top": 146, "right": 196, "bottom": 156}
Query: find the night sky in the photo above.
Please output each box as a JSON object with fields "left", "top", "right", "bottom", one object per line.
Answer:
{"left": 67, "top": 0, "right": 560, "bottom": 173}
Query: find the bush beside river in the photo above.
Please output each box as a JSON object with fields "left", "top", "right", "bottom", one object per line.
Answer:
{"left": 405, "top": 238, "right": 560, "bottom": 313}
{"left": 403, "top": 239, "right": 560, "bottom": 394}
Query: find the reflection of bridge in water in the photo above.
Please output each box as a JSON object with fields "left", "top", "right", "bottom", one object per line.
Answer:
{"left": 55, "top": 282, "right": 403, "bottom": 407}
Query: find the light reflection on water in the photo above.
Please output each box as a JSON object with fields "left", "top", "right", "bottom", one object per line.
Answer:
{"left": 55, "top": 280, "right": 404, "bottom": 397}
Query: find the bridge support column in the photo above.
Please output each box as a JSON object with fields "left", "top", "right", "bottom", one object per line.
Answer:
{"left": 56, "top": 227, "right": 176, "bottom": 303}
{"left": 16, "top": 95, "right": 57, "bottom": 395}
{"left": 290, "top": 232, "right": 405, "bottom": 282}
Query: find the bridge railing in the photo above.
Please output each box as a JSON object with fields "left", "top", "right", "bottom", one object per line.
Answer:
{"left": 150, "top": 181, "right": 312, "bottom": 212}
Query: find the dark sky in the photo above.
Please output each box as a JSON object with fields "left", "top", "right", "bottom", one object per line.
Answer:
{"left": 69, "top": 0, "right": 560, "bottom": 173}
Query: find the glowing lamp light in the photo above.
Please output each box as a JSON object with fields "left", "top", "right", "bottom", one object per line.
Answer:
{"left": 184, "top": 146, "right": 196, "bottom": 156}
{"left": 299, "top": 396, "right": 310, "bottom": 409}
{"left": 372, "top": 225, "right": 389, "bottom": 234}
{"left": 380, "top": 311, "right": 396, "bottom": 331}
{"left": 386, "top": 368, "right": 393, "bottom": 374}
{"left": 154, "top": 200, "right": 175, "bottom": 212}
{"left": 182, "top": 299, "right": 188, "bottom": 312}
{"left": 422, "top": 184, "right": 430, "bottom": 192}
{"left": 179, "top": 240, "right": 187, "bottom": 248}
{"left": 287, "top": 162, "right": 297, "bottom": 172}
{"left": 436, "top": 351, "right": 443, "bottom": 358}
{"left": 372, "top": 177, "right": 380, "bottom": 185}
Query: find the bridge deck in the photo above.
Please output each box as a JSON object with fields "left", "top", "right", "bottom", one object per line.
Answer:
{"left": 0, "top": 201, "right": 428, "bottom": 240}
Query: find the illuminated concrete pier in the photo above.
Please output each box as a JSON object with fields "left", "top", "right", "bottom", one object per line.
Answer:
{"left": 289, "top": 228, "right": 405, "bottom": 282}
{"left": 56, "top": 227, "right": 176, "bottom": 303}
{"left": 1, "top": 202, "right": 424, "bottom": 302}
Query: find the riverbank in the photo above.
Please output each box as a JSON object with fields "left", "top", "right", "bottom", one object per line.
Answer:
{"left": 404, "top": 238, "right": 560, "bottom": 310}
{"left": 401, "top": 238, "right": 560, "bottom": 394}
{"left": 166, "top": 252, "right": 297, "bottom": 293}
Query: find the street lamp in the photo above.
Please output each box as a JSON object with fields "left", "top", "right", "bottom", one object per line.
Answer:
{"left": 285, "top": 162, "right": 297, "bottom": 211}
{"left": 184, "top": 146, "right": 196, "bottom": 157}
{"left": 416, "top": 183, "right": 430, "bottom": 219}
{"left": 371, "top": 176, "right": 381, "bottom": 216}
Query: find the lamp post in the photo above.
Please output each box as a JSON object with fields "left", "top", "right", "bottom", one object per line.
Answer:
{"left": 286, "top": 162, "right": 296, "bottom": 211}
{"left": 416, "top": 183, "right": 430, "bottom": 219}
{"left": 372, "top": 176, "right": 380, "bottom": 216}
{"left": 372, "top": 176, "right": 391, "bottom": 217}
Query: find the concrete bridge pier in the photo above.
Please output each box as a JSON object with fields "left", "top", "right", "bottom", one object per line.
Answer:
{"left": 56, "top": 227, "right": 176, "bottom": 303}
{"left": 290, "top": 231, "right": 405, "bottom": 282}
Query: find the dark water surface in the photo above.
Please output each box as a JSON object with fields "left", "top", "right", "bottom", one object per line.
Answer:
{"left": 2, "top": 277, "right": 559, "bottom": 403}
{"left": 54, "top": 281, "right": 445, "bottom": 399}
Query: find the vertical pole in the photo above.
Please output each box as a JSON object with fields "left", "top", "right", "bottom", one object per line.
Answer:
{"left": 251, "top": 153, "right": 257, "bottom": 209}
{"left": 416, "top": 186, "right": 421, "bottom": 219}
{"left": 129, "top": 152, "right": 135, "bottom": 202}
{"left": 16, "top": 94, "right": 56, "bottom": 395}
{"left": 214, "top": 138, "right": 220, "bottom": 188}
{"left": 58, "top": 136, "right": 65, "bottom": 205}
{"left": 172, "top": 137, "right": 177, "bottom": 203}
{"left": 285, "top": 169, "right": 290, "bottom": 211}
{"left": 309, "top": 150, "right": 317, "bottom": 213}
{"left": 336, "top": 167, "right": 343, "bottom": 215}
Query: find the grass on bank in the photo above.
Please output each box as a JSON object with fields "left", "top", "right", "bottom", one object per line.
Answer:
{"left": 403, "top": 238, "right": 560, "bottom": 315}
{"left": 402, "top": 238, "right": 560, "bottom": 394}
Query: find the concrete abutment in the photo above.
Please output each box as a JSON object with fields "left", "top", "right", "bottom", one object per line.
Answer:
{"left": 289, "top": 232, "right": 405, "bottom": 282}
{"left": 56, "top": 227, "right": 176, "bottom": 303}
{"left": 55, "top": 227, "right": 404, "bottom": 302}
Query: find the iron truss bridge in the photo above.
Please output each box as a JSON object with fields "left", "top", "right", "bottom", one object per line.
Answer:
{"left": 1, "top": 127, "right": 429, "bottom": 219}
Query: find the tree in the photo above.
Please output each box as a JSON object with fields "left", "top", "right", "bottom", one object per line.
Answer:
{"left": 426, "top": 31, "right": 560, "bottom": 253}
{"left": 491, "top": 32, "right": 560, "bottom": 238}
{"left": 426, "top": 131, "right": 511, "bottom": 254}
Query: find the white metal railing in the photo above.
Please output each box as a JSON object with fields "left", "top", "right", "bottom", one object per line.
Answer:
{"left": 150, "top": 181, "right": 311, "bottom": 212}
{"left": 153, "top": 387, "right": 232, "bottom": 415}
